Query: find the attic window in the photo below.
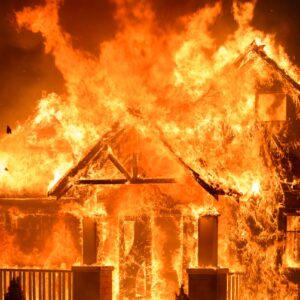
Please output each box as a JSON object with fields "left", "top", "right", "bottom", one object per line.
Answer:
{"left": 286, "top": 215, "right": 300, "bottom": 266}
{"left": 256, "top": 93, "right": 287, "bottom": 121}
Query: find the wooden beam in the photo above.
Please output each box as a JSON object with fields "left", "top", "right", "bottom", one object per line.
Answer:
{"left": 107, "top": 153, "right": 132, "bottom": 181}
{"left": 77, "top": 179, "right": 128, "bottom": 185}
{"left": 76, "top": 178, "right": 176, "bottom": 185}
{"left": 48, "top": 126, "right": 127, "bottom": 198}
{"left": 132, "top": 153, "right": 138, "bottom": 179}
{"left": 131, "top": 178, "right": 176, "bottom": 184}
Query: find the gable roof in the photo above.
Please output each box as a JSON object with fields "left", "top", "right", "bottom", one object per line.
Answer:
{"left": 48, "top": 121, "right": 232, "bottom": 199}
{"left": 48, "top": 124, "right": 127, "bottom": 198}
{"left": 49, "top": 41, "right": 300, "bottom": 201}
{"left": 235, "top": 41, "right": 300, "bottom": 93}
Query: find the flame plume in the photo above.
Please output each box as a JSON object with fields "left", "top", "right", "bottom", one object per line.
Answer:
{"left": 0, "top": 0, "right": 299, "bottom": 299}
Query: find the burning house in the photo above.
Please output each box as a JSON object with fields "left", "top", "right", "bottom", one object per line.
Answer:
{"left": 1, "top": 0, "right": 300, "bottom": 299}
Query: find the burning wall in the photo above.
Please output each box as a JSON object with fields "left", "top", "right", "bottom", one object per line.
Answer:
{"left": 0, "top": 200, "right": 81, "bottom": 268}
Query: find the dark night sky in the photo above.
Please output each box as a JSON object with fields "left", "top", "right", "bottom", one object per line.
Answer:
{"left": 0, "top": 0, "right": 300, "bottom": 131}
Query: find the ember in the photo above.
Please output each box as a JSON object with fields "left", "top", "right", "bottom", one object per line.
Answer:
{"left": 0, "top": 0, "right": 300, "bottom": 299}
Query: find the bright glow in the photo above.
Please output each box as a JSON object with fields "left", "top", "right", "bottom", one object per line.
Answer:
{"left": 0, "top": 160, "right": 8, "bottom": 178}
{"left": 251, "top": 180, "right": 260, "bottom": 195}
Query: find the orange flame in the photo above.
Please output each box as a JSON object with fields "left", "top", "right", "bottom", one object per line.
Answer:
{"left": 0, "top": 0, "right": 299, "bottom": 299}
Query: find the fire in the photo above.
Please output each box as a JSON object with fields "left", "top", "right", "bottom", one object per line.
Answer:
{"left": 0, "top": 160, "right": 8, "bottom": 177}
{"left": 251, "top": 180, "right": 260, "bottom": 196}
{"left": 48, "top": 163, "right": 72, "bottom": 190}
{"left": 0, "top": 0, "right": 299, "bottom": 299}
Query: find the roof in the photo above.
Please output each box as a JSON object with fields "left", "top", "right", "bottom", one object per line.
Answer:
{"left": 48, "top": 124, "right": 127, "bottom": 198}
{"left": 48, "top": 121, "right": 230, "bottom": 199}
{"left": 235, "top": 42, "right": 300, "bottom": 93}
{"left": 49, "top": 41, "right": 300, "bottom": 200}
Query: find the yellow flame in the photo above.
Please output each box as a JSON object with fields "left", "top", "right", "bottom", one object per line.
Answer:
{"left": 251, "top": 180, "right": 260, "bottom": 195}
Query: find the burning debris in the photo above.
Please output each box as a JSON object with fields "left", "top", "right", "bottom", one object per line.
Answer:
{"left": 0, "top": 0, "right": 300, "bottom": 299}
{"left": 6, "top": 126, "right": 12, "bottom": 135}
{"left": 175, "top": 285, "right": 189, "bottom": 300}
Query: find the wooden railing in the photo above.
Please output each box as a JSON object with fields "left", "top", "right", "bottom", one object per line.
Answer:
{"left": 228, "top": 272, "right": 242, "bottom": 300}
{"left": 0, "top": 267, "right": 240, "bottom": 300}
{"left": 0, "top": 268, "right": 72, "bottom": 300}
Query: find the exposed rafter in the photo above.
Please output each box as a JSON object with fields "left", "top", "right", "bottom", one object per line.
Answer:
{"left": 48, "top": 125, "right": 127, "bottom": 198}
{"left": 76, "top": 152, "right": 175, "bottom": 186}
{"left": 77, "top": 178, "right": 176, "bottom": 185}
{"left": 49, "top": 126, "right": 176, "bottom": 199}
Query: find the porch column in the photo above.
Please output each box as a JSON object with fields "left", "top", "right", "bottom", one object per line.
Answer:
{"left": 198, "top": 215, "right": 218, "bottom": 267}
{"left": 188, "top": 214, "right": 228, "bottom": 300}
{"left": 72, "top": 266, "right": 114, "bottom": 300}
{"left": 82, "top": 217, "right": 98, "bottom": 265}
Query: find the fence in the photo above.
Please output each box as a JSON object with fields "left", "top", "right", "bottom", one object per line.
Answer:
{"left": 228, "top": 272, "right": 242, "bottom": 300}
{"left": 0, "top": 268, "right": 72, "bottom": 300}
{"left": 0, "top": 267, "right": 240, "bottom": 300}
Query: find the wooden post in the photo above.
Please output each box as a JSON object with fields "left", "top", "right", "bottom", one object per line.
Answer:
{"left": 187, "top": 268, "right": 228, "bottom": 300}
{"left": 72, "top": 266, "right": 114, "bottom": 300}
{"left": 82, "top": 217, "right": 98, "bottom": 265}
{"left": 198, "top": 215, "right": 218, "bottom": 267}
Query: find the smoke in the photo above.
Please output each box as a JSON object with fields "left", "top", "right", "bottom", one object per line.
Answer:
{"left": 0, "top": 0, "right": 300, "bottom": 130}
{"left": 0, "top": 0, "right": 64, "bottom": 131}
